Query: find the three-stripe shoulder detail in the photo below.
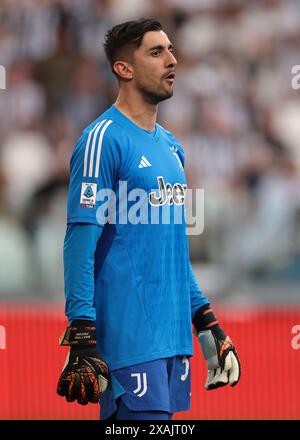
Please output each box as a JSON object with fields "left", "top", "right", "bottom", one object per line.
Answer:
{"left": 83, "top": 119, "right": 113, "bottom": 178}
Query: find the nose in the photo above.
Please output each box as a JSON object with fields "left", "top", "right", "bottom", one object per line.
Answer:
{"left": 166, "top": 51, "right": 177, "bottom": 68}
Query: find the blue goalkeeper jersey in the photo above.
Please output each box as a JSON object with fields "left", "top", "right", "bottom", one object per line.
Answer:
{"left": 65, "top": 104, "right": 208, "bottom": 370}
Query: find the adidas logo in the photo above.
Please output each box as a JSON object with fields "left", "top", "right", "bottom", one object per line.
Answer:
{"left": 138, "top": 155, "right": 152, "bottom": 168}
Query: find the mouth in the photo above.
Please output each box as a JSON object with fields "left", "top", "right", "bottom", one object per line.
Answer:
{"left": 163, "top": 72, "right": 176, "bottom": 84}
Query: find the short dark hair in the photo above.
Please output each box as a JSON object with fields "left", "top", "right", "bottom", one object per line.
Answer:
{"left": 103, "top": 18, "right": 162, "bottom": 78}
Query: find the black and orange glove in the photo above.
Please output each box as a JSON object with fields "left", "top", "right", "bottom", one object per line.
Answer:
{"left": 193, "top": 304, "right": 241, "bottom": 390}
{"left": 57, "top": 320, "right": 109, "bottom": 405}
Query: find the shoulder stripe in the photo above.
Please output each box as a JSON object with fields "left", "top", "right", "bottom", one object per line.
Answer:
{"left": 83, "top": 120, "right": 106, "bottom": 177}
{"left": 88, "top": 119, "right": 107, "bottom": 177}
{"left": 94, "top": 119, "right": 113, "bottom": 178}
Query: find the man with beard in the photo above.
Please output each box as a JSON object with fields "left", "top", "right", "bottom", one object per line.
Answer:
{"left": 57, "top": 18, "right": 241, "bottom": 420}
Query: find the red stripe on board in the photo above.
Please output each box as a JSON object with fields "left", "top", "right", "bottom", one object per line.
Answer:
{"left": 0, "top": 304, "right": 299, "bottom": 420}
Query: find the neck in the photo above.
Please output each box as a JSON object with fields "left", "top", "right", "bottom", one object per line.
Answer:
{"left": 114, "top": 87, "right": 158, "bottom": 132}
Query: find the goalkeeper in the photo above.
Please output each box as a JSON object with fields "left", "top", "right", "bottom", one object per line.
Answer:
{"left": 57, "top": 18, "right": 241, "bottom": 420}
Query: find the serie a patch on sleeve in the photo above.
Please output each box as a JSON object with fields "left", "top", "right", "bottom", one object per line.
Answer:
{"left": 80, "top": 182, "right": 97, "bottom": 209}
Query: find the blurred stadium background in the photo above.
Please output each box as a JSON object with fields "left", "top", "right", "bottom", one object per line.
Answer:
{"left": 0, "top": 0, "right": 299, "bottom": 419}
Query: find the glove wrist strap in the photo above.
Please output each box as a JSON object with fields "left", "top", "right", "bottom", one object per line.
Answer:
{"left": 193, "top": 304, "right": 227, "bottom": 340}
{"left": 193, "top": 304, "right": 219, "bottom": 332}
{"left": 59, "top": 325, "right": 97, "bottom": 346}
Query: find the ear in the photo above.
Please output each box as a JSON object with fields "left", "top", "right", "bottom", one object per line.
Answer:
{"left": 113, "top": 61, "right": 133, "bottom": 80}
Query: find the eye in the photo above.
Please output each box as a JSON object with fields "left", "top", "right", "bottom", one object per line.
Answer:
{"left": 151, "top": 51, "right": 160, "bottom": 57}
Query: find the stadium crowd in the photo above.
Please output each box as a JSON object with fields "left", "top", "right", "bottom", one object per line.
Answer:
{"left": 0, "top": 0, "right": 299, "bottom": 297}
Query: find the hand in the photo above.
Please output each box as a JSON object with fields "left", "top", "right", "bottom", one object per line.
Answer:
{"left": 57, "top": 321, "right": 109, "bottom": 404}
{"left": 57, "top": 346, "right": 109, "bottom": 404}
{"left": 198, "top": 329, "right": 241, "bottom": 390}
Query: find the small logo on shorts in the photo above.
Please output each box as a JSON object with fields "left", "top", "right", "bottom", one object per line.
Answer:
{"left": 181, "top": 356, "right": 189, "bottom": 381}
{"left": 131, "top": 372, "right": 148, "bottom": 397}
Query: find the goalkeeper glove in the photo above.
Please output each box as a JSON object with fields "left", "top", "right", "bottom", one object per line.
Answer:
{"left": 57, "top": 320, "right": 109, "bottom": 405}
{"left": 193, "top": 304, "right": 241, "bottom": 390}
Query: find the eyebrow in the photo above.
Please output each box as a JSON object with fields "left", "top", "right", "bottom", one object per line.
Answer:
{"left": 148, "top": 43, "right": 174, "bottom": 52}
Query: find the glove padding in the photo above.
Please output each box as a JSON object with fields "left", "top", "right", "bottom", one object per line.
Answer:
{"left": 57, "top": 347, "right": 109, "bottom": 405}
{"left": 198, "top": 330, "right": 241, "bottom": 390}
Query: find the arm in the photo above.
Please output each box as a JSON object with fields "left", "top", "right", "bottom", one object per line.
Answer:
{"left": 189, "top": 261, "right": 209, "bottom": 319}
{"left": 57, "top": 121, "right": 128, "bottom": 405}
{"left": 57, "top": 223, "right": 109, "bottom": 405}
{"left": 64, "top": 223, "right": 102, "bottom": 323}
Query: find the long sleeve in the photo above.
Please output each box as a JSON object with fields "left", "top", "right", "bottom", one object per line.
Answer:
{"left": 64, "top": 223, "right": 103, "bottom": 323}
{"left": 189, "top": 261, "right": 209, "bottom": 319}
{"left": 64, "top": 118, "right": 129, "bottom": 323}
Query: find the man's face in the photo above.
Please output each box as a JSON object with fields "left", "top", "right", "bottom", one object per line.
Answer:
{"left": 131, "top": 30, "right": 177, "bottom": 104}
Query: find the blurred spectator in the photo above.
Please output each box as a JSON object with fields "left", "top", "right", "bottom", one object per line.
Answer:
{"left": 0, "top": 129, "right": 53, "bottom": 215}
{"left": 0, "top": 171, "right": 33, "bottom": 292}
